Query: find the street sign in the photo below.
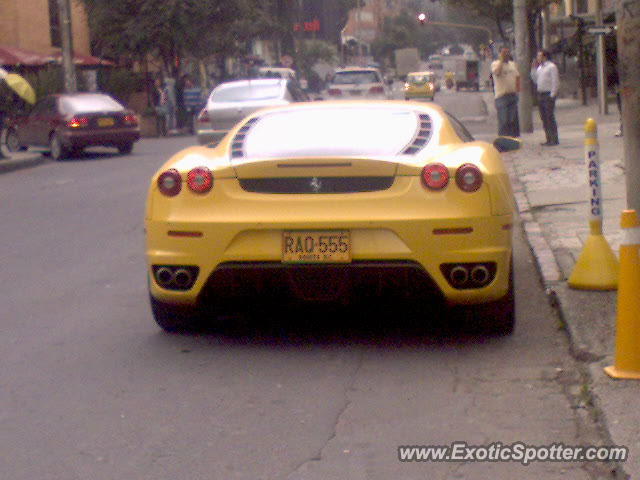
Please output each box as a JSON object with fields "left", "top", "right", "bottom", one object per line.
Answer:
{"left": 587, "top": 26, "right": 615, "bottom": 35}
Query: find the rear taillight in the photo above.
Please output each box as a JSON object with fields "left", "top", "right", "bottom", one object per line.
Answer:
{"left": 157, "top": 169, "right": 182, "bottom": 197}
{"left": 369, "top": 86, "right": 384, "bottom": 94}
{"left": 187, "top": 167, "right": 213, "bottom": 194}
{"left": 455, "top": 164, "right": 483, "bottom": 192}
{"left": 124, "top": 114, "right": 138, "bottom": 125}
{"left": 421, "top": 163, "right": 449, "bottom": 190}
{"left": 67, "top": 116, "right": 89, "bottom": 128}
{"left": 327, "top": 88, "right": 342, "bottom": 96}
{"left": 197, "top": 109, "right": 210, "bottom": 123}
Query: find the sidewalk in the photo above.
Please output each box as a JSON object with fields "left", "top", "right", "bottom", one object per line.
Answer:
{"left": 0, "top": 150, "right": 48, "bottom": 174}
{"left": 497, "top": 95, "right": 639, "bottom": 478}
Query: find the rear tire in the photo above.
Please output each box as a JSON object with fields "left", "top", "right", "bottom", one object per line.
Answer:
{"left": 6, "top": 129, "right": 27, "bottom": 152}
{"left": 118, "top": 142, "right": 133, "bottom": 155}
{"left": 149, "top": 295, "right": 202, "bottom": 333}
{"left": 49, "top": 133, "right": 67, "bottom": 161}
{"left": 473, "top": 262, "right": 515, "bottom": 335}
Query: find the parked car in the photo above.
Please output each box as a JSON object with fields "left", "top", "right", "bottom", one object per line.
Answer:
{"left": 197, "top": 78, "right": 309, "bottom": 145}
{"left": 404, "top": 71, "right": 437, "bottom": 101}
{"left": 6, "top": 92, "right": 140, "bottom": 160}
{"left": 325, "top": 67, "right": 391, "bottom": 100}
{"left": 145, "top": 100, "right": 519, "bottom": 334}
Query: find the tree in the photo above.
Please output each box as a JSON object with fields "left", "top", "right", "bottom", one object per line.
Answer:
{"left": 80, "top": 0, "right": 263, "bottom": 76}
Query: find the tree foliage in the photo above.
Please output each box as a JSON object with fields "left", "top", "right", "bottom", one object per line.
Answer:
{"left": 445, "top": 0, "right": 561, "bottom": 43}
{"left": 79, "top": 0, "right": 265, "bottom": 75}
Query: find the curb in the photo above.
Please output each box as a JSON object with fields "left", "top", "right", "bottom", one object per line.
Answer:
{"left": 0, "top": 154, "right": 48, "bottom": 175}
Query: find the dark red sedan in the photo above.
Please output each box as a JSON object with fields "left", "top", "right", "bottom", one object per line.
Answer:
{"left": 6, "top": 92, "right": 140, "bottom": 160}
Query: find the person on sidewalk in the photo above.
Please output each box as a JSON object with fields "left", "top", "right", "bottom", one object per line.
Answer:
{"left": 491, "top": 47, "right": 520, "bottom": 138}
{"left": 531, "top": 49, "right": 560, "bottom": 146}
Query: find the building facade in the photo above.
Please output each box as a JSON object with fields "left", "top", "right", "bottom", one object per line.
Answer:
{"left": 0, "top": 0, "right": 90, "bottom": 56}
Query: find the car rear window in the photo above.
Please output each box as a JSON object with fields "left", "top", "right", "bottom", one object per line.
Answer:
{"left": 60, "top": 95, "right": 124, "bottom": 114}
{"left": 242, "top": 106, "right": 422, "bottom": 158}
{"left": 212, "top": 84, "right": 283, "bottom": 102}
{"left": 332, "top": 71, "right": 381, "bottom": 85}
{"left": 408, "top": 74, "right": 433, "bottom": 84}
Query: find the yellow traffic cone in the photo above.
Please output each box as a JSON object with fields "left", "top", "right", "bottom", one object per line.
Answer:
{"left": 604, "top": 210, "right": 640, "bottom": 379}
{"left": 568, "top": 118, "right": 618, "bottom": 290}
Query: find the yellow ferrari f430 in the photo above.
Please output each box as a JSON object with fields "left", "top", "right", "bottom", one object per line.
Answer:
{"left": 145, "top": 101, "right": 518, "bottom": 333}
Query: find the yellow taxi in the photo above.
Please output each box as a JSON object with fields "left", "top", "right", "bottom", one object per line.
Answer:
{"left": 404, "top": 71, "right": 437, "bottom": 101}
{"left": 145, "top": 101, "right": 519, "bottom": 334}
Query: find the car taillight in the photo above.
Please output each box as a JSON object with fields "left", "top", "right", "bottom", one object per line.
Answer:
{"left": 157, "top": 169, "right": 182, "bottom": 197}
{"left": 67, "top": 116, "right": 89, "bottom": 128}
{"left": 124, "top": 114, "right": 138, "bottom": 125}
{"left": 197, "top": 109, "right": 210, "bottom": 123}
{"left": 369, "top": 86, "right": 384, "bottom": 94}
{"left": 421, "top": 163, "right": 449, "bottom": 190}
{"left": 187, "top": 166, "right": 213, "bottom": 194}
{"left": 455, "top": 164, "right": 483, "bottom": 192}
{"left": 327, "top": 88, "right": 342, "bottom": 96}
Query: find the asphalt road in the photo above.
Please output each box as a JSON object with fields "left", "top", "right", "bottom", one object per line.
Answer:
{"left": 0, "top": 99, "right": 611, "bottom": 479}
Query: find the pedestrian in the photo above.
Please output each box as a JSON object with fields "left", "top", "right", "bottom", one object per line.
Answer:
{"left": 163, "top": 77, "right": 178, "bottom": 135}
{"left": 154, "top": 78, "right": 168, "bottom": 137}
{"left": 491, "top": 47, "right": 520, "bottom": 138}
{"left": 181, "top": 76, "right": 203, "bottom": 135}
{"left": 606, "top": 39, "right": 623, "bottom": 137}
{"left": 531, "top": 49, "right": 560, "bottom": 146}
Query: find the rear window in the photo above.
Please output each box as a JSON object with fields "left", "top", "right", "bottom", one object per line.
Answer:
{"left": 332, "top": 71, "right": 381, "bottom": 85}
{"left": 211, "top": 83, "right": 283, "bottom": 102}
{"left": 242, "top": 106, "right": 421, "bottom": 158}
{"left": 60, "top": 94, "right": 124, "bottom": 114}
{"left": 408, "top": 74, "right": 434, "bottom": 84}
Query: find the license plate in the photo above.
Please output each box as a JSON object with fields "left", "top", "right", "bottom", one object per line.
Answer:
{"left": 349, "top": 90, "right": 362, "bottom": 95}
{"left": 97, "top": 117, "right": 115, "bottom": 127}
{"left": 282, "top": 231, "right": 351, "bottom": 263}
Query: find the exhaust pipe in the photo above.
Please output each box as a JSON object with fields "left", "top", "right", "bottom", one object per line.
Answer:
{"left": 155, "top": 267, "right": 175, "bottom": 287}
{"left": 470, "top": 265, "right": 490, "bottom": 286}
{"left": 174, "top": 268, "right": 193, "bottom": 288}
{"left": 449, "top": 266, "right": 469, "bottom": 287}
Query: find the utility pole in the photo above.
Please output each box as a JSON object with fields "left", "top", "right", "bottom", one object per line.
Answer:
{"left": 595, "top": 0, "right": 608, "bottom": 114}
{"left": 58, "top": 0, "right": 76, "bottom": 93}
{"left": 617, "top": 0, "right": 640, "bottom": 212}
{"left": 514, "top": 0, "right": 533, "bottom": 133}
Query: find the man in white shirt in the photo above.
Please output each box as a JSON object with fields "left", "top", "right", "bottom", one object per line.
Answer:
{"left": 531, "top": 49, "right": 560, "bottom": 146}
{"left": 491, "top": 47, "right": 520, "bottom": 137}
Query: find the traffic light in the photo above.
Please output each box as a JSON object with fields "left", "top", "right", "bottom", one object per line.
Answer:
{"left": 418, "top": 12, "right": 427, "bottom": 25}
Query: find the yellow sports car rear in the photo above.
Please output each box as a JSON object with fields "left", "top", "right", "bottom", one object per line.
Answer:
{"left": 145, "top": 101, "right": 516, "bottom": 333}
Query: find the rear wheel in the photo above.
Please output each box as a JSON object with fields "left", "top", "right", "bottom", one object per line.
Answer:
{"left": 49, "top": 133, "right": 67, "bottom": 161}
{"left": 473, "top": 262, "right": 515, "bottom": 335}
{"left": 118, "top": 142, "right": 133, "bottom": 155}
{"left": 149, "top": 295, "right": 202, "bottom": 333}
{"left": 6, "top": 129, "right": 27, "bottom": 152}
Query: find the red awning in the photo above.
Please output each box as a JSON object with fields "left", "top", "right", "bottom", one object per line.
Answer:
{"left": 49, "top": 52, "right": 115, "bottom": 67}
{"left": 0, "top": 45, "right": 53, "bottom": 66}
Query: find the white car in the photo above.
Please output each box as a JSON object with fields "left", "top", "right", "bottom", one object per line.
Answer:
{"left": 325, "top": 67, "right": 391, "bottom": 100}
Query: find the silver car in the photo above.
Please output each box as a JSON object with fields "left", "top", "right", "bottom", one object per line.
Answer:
{"left": 325, "top": 67, "right": 391, "bottom": 100}
{"left": 197, "top": 78, "right": 309, "bottom": 145}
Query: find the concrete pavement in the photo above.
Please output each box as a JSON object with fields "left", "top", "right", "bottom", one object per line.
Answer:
{"left": 491, "top": 94, "right": 638, "bottom": 479}
{"left": 0, "top": 150, "right": 49, "bottom": 174}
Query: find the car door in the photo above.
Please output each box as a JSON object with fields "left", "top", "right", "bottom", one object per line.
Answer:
{"left": 37, "top": 97, "right": 61, "bottom": 146}
{"left": 20, "top": 98, "right": 48, "bottom": 146}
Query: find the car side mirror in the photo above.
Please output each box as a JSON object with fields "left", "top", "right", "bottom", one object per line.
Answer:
{"left": 493, "top": 136, "right": 521, "bottom": 152}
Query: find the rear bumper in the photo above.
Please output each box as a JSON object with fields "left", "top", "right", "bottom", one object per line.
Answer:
{"left": 196, "top": 127, "right": 226, "bottom": 146}
{"left": 146, "top": 216, "right": 512, "bottom": 308}
{"left": 61, "top": 128, "right": 140, "bottom": 148}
